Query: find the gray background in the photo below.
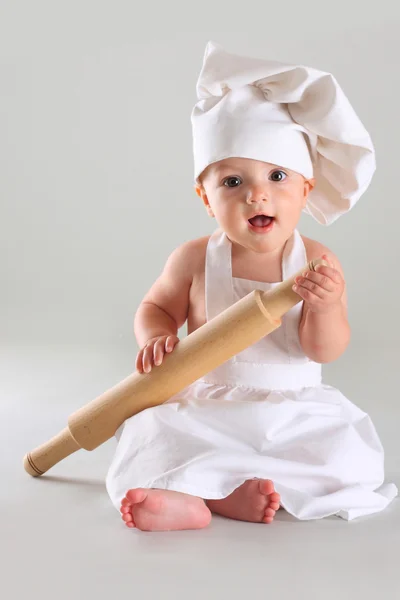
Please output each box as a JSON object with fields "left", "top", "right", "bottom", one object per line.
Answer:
{"left": 1, "top": 1, "right": 399, "bottom": 599}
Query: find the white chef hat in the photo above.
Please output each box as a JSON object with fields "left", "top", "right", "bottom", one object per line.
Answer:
{"left": 191, "top": 41, "right": 376, "bottom": 225}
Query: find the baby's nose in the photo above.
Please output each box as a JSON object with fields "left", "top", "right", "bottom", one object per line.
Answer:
{"left": 246, "top": 186, "right": 269, "bottom": 204}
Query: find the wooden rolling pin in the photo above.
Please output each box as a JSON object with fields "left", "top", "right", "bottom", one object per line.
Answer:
{"left": 23, "top": 257, "right": 327, "bottom": 477}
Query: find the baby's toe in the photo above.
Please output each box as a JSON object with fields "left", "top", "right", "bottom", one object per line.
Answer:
{"left": 269, "top": 501, "right": 280, "bottom": 511}
{"left": 270, "top": 492, "right": 280, "bottom": 504}
{"left": 122, "top": 512, "right": 133, "bottom": 523}
{"left": 263, "top": 516, "right": 274, "bottom": 524}
{"left": 258, "top": 479, "right": 275, "bottom": 496}
{"left": 121, "top": 511, "right": 136, "bottom": 528}
{"left": 126, "top": 488, "right": 147, "bottom": 504}
{"left": 120, "top": 505, "right": 131, "bottom": 515}
{"left": 265, "top": 507, "right": 276, "bottom": 519}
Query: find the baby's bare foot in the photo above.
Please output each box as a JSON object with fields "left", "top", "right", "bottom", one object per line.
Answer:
{"left": 120, "top": 488, "right": 212, "bottom": 532}
{"left": 206, "top": 479, "right": 280, "bottom": 524}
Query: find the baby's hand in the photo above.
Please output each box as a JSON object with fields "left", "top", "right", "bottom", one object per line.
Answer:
{"left": 136, "top": 335, "right": 180, "bottom": 374}
{"left": 292, "top": 255, "right": 345, "bottom": 314}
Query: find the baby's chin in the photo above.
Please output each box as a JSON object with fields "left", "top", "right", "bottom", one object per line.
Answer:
{"left": 228, "top": 230, "right": 284, "bottom": 255}
{"left": 245, "top": 239, "right": 282, "bottom": 254}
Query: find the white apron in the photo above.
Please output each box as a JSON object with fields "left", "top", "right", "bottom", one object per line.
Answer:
{"left": 106, "top": 229, "right": 397, "bottom": 520}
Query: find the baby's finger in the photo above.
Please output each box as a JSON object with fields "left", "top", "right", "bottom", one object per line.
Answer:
{"left": 315, "top": 262, "right": 342, "bottom": 284}
{"left": 293, "top": 279, "right": 325, "bottom": 300}
{"left": 135, "top": 349, "right": 145, "bottom": 374}
{"left": 300, "top": 270, "right": 336, "bottom": 292}
{"left": 142, "top": 344, "right": 155, "bottom": 373}
{"left": 165, "top": 335, "right": 179, "bottom": 352}
{"left": 321, "top": 254, "right": 334, "bottom": 268}
{"left": 153, "top": 337, "right": 167, "bottom": 366}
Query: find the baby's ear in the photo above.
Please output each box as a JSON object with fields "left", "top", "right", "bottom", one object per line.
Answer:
{"left": 195, "top": 185, "right": 215, "bottom": 217}
{"left": 302, "top": 177, "right": 316, "bottom": 207}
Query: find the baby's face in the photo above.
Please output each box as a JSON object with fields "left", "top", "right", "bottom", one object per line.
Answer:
{"left": 197, "top": 157, "right": 314, "bottom": 255}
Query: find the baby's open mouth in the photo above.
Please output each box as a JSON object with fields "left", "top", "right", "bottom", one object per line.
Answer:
{"left": 248, "top": 215, "right": 274, "bottom": 227}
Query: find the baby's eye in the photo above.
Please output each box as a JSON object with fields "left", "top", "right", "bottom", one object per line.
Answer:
{"left": 223, "top": 176, "right": 242, "bottom": 188}
{"left": 269, "top": 170, "right": 287, "bottom": 182}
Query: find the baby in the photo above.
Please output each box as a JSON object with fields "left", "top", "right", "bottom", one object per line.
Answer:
{"left": 107, "top": 42, "right": 397, "bottom": 531}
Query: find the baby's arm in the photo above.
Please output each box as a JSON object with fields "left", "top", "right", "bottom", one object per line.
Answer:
{"left": 134, "top": 241, "right": 196, "bottom": 373}
{"left": 297, "top": 238, "right": 351, "bottom": 363}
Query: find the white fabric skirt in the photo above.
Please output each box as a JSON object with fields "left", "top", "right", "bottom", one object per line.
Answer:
{"left": 106, "top": 380, "right": 397, "bottom": 520}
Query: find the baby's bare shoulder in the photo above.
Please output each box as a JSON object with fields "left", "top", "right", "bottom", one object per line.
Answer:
{"left": 301, "top": 235, "right": 345, "bottom": 277}
{"left": 169, "top": 235, "right": 210, "bottom": 275}
{"left": 141, "top": 236, "right": 210, "bottom": 323}
{"left": 301, "top": 234, "right": 329, "bottom": 258}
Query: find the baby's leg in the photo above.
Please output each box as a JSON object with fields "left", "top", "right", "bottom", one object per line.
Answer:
{"left": 120, "top": 489, "right": 212, "bottom": 532}
{"left": 206, "top": 479, "right": 280, "bottom": 524}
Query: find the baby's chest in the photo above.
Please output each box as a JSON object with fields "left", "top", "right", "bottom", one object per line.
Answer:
{"left": 232, "top": 257, "right": 282, "bottom": 284}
